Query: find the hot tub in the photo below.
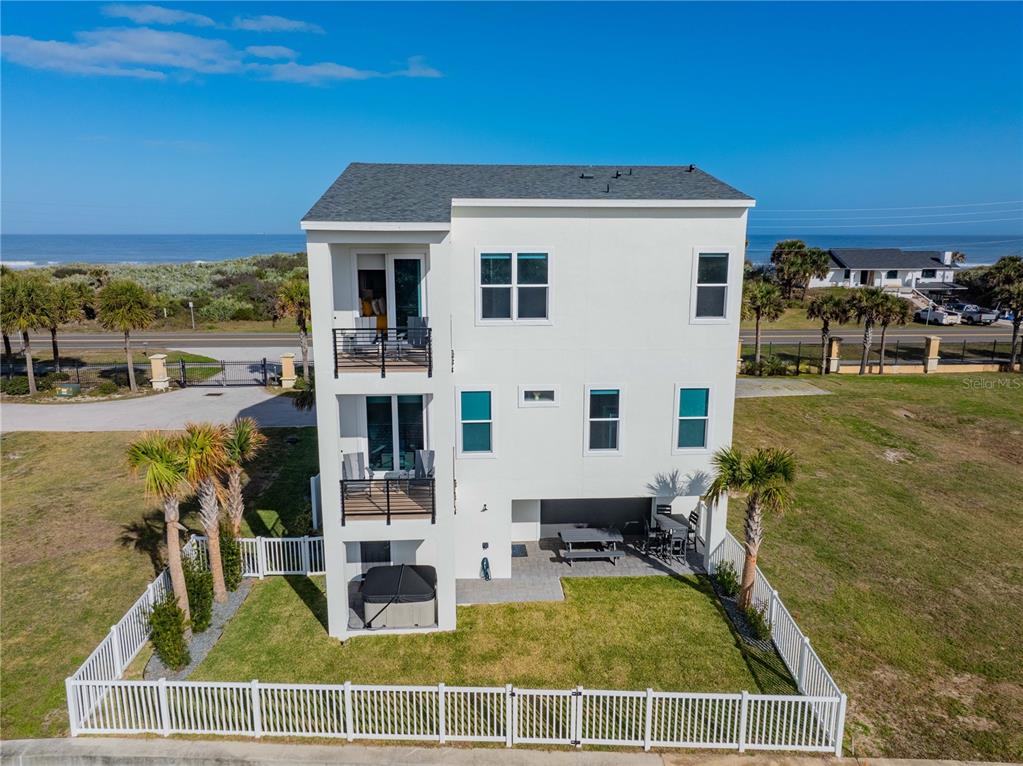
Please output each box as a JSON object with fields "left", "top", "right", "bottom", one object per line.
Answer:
{"left": 361, "top": 564, "right": 437, "bottom": 629}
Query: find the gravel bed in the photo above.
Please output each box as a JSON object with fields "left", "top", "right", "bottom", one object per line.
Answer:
{"left": 145, "top": 578, "right": 253, "bottom": 681}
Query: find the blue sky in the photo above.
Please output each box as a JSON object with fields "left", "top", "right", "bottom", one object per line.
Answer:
{"left": 2, "top": 1, "right": 1021, "bottom": 236}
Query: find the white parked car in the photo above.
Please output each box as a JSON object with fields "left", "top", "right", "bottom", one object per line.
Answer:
{"left": 914, "top": 306, "right": 962, "bottom": 325}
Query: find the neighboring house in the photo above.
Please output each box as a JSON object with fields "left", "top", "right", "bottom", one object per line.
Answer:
{"left": 808, "top": 248, "right": 960, "bottom": 291}
{"left": 301, "top": 163, "right": 754, "bottom": 640}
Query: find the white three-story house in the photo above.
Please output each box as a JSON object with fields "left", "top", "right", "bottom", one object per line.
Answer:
{"left": 302, "top": 163, "right": 754, "bottom": 640}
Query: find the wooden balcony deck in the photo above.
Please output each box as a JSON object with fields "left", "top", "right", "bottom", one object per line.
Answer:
{"left": 341, "top": 478, "right": 435, "bottom": 524}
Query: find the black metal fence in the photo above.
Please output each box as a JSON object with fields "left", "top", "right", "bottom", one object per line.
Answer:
{"left": 741, "top": 339, "right": 1015, "bottom": 374}
{"left": 1, "top": 360, "right": 150, "bottom": 390}
{"left": 176, "top": 359, "right": 315, "bottom": 387}
{"left": 340, "top": 477, "right": 436, "bottom": 525}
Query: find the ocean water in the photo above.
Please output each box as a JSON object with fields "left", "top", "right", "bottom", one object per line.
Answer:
{"left": 1, "top": 232, "right": 1019, "bottom": 269}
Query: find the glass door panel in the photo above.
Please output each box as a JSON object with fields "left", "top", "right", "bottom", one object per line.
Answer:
{"left": 396, "top": 395, "right": 424, "bottom": 471}
{"left": 393, "top": 259, "right": 422, "bottom": 328}
{"left": 366, "top": 396, "right": 394, "bottom": 471}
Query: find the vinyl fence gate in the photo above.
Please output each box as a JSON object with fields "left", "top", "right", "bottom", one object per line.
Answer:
{"left": 178, "top": 359, "right": 274, "bottom": 387}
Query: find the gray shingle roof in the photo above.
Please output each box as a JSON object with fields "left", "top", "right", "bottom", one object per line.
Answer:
{"left": 303, "top": 163, "right": 753, "bottom": 223}
{"left": 827, "top": 248, "right": 955, "bottom": 270}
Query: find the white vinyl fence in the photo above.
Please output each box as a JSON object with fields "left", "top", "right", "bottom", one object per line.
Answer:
{"left": 66, "top": 533, "right": 846, "bottom": 754}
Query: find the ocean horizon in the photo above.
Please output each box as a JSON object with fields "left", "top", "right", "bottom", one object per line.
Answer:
{"left": 1, "top": 232, "right": 1020, "bottom": 269}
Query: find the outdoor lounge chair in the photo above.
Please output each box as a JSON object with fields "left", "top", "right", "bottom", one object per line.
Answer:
{"left": 406, "top": 316, "right": 430, "bottom": 349}
{"left": 342, "top": 452, "right": 373, "bottom": 499}
{"left": 352, "top": 316, "right": 378, "bottom": 355}
{"left": 685, "top": 509, "right": 700, "bottom": 553}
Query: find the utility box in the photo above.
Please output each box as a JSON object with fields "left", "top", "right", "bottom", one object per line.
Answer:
{"left": 55, "top": 382, "right": 81, "bottom": 397}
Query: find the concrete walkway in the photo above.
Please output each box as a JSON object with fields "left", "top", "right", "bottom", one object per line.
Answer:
{"left": 0, "top": 386, "right": 315, "bottom": 432}
{"left": 734, "top": 378, "right": 830, "bottom": 398}
{"left": 0, "top": 739, "right": 1005, "bottom": 766}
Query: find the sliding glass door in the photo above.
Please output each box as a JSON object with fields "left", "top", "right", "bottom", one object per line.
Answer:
{"left": 393, "top": 258, "right": 422, "bottom": 328}
{"left": 366, "top": 395, "right": 425, "bottom": 473}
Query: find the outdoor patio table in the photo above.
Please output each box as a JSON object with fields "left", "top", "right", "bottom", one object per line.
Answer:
{"left": 654, "top": 514, "right": 689, "bottom": 534}
{"left": 558, "top": 528, "right": 625, "bottom": 565}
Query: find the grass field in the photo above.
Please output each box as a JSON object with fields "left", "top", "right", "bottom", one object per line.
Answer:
{"left": 0, "top": 427, "right": 316, "bottom": 739}
{"left": 1, "top": 348, "right": 215, "bottom": 366}
{"left": 192, "top": 575, "right": 785, "bottom": 694}
{"left": 731, "top": 374, "right": 1023, "bottom": 760}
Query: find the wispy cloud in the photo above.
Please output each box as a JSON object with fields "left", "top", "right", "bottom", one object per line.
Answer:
{"left": 0, "top": 27, "right": 243, "bottom": 80}
{"left": 231, "top": 15, "right": 324, "bottom": 34}
{"left": 245, "top": 45, "right": 298, "bottom": 60}
{"left": 395, "top": 55, "right": 442, "bottom": 79}
{"left": 102, "top": 4, "right": 215, "bottom": 28}
{"left": 255, "top": 56, "right": 442, "bottom": 84}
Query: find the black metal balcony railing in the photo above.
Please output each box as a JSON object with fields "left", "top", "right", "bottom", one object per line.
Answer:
{"left": 340, "top": 477, "right": 436, "bottom": 525}
{"left": 333, "top": 327, "right": 432, "bottom": 378}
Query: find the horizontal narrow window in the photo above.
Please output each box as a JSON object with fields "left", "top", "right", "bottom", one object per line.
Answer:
{"left": 519, "top": 385, "right": 559, "bottom": 408}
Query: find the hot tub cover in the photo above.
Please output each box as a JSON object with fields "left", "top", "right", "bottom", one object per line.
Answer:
{"left": 362, "top": 564, "right": 437, "bottom": 604}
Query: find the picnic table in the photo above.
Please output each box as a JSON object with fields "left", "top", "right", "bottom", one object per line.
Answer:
{"left": 654, "top": 514, "right": 689, "bottom": 534}
{"left": 558, "top": 528, "right": 625, "bottom": 566}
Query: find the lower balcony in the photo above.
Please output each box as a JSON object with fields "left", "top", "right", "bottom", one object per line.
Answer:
{"left": 340, "top": 477, "right": 436, "bottom": 525}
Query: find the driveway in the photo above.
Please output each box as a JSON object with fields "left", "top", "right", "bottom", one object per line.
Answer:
{"left": 735, "top": 378, "right": 830, "bottom": 398}
{"left": 0, "top": 387, "right": 315, "bottom": 432}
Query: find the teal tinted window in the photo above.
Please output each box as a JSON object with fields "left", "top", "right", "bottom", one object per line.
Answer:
{"left": 678, "top": 388, "right": 708, "bottom": 418}
{"left": 677, "top": 387, "right": 709, "bottom": 449}
{"left": 460, "top": 391, "right": 491, "bottom": 421}
{"left": 677, "top": 419, "right": 707, "bottom": 449}
{"left": 516, "top": 253, "right": 548, "bottom": 284}
{"left": 480, "top": 253, "right": 512, "bottom": 285}
{"left": 462, "top": 422, "right": 492, "bottom": 453}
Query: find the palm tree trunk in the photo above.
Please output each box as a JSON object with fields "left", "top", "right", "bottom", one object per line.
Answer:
{"left": 124, "top": 330, "right": 137, "bottom": 392}
{"left": 878, "top": 325, "right": 889, "bottom": 375}
{"left": 163, "top": 499, "right": 191, "bottom": 622}
{"left": 2, "top": 332, "right": 11, "bottom": 357}
{"left": 298, "top": 316, "right": 310, "bottom": 381}
{"left": 820, "top": 321, "right": 830, "bottom": 375}
{"left": 739, "top": 500, "right": 764, "bottom": 611}
{"left": 226, "top": 466, "right": 244, "bottom": 536}
{"left": 197, "top": 480, "right": 228, "bottom": 602}
{"left": 859, "top": 322, "right": 873, "bottom": 375}
{"left": 50, "top": 327, "right": 61, "bottom": 373}
{"left": 754, "top": 314, "right": 763, "bottom": 365}
{"left": 21, "top": 331, "right": 37, "bottom": 395}
{"left": 1011, "top": 318, "right": 1021, "bottom": 373}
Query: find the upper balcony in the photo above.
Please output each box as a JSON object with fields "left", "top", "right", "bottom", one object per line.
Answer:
{"left": 333, "top": 325, "right": 433, "bottom": 378}
{"left": 341, "top": 476, "right": 436, "bottom": 525}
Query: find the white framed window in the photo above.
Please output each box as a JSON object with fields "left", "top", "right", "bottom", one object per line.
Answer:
{"left": 457, "top": 389, "right": 495, "bottom": 457}
{"left": 585, "top": 386, "right": 622, "bottom": 455}
{"left": 691, "top": 250, "right": 730, "bottom": 321}
{"left": 477, "top": 250, "right": 550, "bottom": 323}
{"left": 518, "top": 385, "right": 559, "bottom": 408}
{"left": 673, "top": 387, "right": 710, "bottom": 452}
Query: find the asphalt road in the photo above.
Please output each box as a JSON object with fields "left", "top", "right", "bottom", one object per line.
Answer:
{"left": 18, "top": 325, "right": 1014, "bottom": 350}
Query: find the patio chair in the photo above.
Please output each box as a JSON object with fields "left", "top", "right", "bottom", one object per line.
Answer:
{"left": 406, "top": 316, "right": 430, "bottom": 349}
{"left": 413, "top": 449, "right": 435, "bottom": 480}
{"left": 642, "top": 521, "right": 668, "bottom": 558}
{"left": 352, "top": 317, "right": 378, "bottom": 355}
{"left": 342, "top": 452, "right": 373, "bottom": 499}
{"left": 685, "top": 509, "right": 700, "bottom": 553}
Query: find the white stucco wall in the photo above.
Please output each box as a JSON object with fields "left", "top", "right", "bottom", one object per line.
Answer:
{"left": 306, "top": 202, "right": 749, "bottom": 637}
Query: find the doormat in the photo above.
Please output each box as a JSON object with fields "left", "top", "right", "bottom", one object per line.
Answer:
{"left": 511, "top": 544, "right": 528, "bottom": 558}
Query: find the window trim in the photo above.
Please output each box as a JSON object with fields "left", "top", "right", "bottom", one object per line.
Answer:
{"left": 885, "top": 269, "right": 899, "bottom": 280}
{"left": 584, "top": 384, "right": 623, "bottom": 456}
{"left": 475, "top": 247, "right": 553, "bottom": 326}
{"left": 672, "top": 385, "right": 712, "bottom": 454}
{"left": 921, "top": 268, "right": 936, "bottom": 279}
{"left": 518, "top": 384, "right": 560, "bottom": 409}
{"left": 456, "top": 387, "right": 496, "bottom": 458}
{"left": 689, "top": 247, "right": 733, "bottom": 324}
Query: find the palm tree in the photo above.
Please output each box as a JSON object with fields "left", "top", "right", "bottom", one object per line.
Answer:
{"left": 0, "top": 273, "right": 52, "bottom": 394}
{"left": 275, "top": 278, "right": 311, "bottom": 382}
{"left": 96, "top": 279, "right": 155, "bottom": 392}
{"left": 705, "top": 446, "right": 796, "bottom": 610}
{"left": 291, "top": 373, "right": 316, "bottom": 411}
{"left": 770, "top": 239, "right": 807, "bottom": 300}
{"left": 1, "top": 266, "right": 15, "bottom": 357}
{"left": 127, "top": 432, "right": 191, "bottom": 622}
{"left": 876, "top": 294, "right": 914, "bottom": 374}
{"left": 806, "top": 293, "right": 851, "bottom": 375}
{"left": 949, "top": 251, "right": 967, "bottom": 265}
{"left": 46, "top": 281, "right": 92, "bottom": 373}
{"left": 223, "top": 418, "right": 268, "bottom": 536}
{"left": 180, "top": 422, "right": 231, "bottom": 602}
{"left": 988, "top": 256, "right": 1023, "bottom": 372}
{"left": 741, "top": 280, "right": 785, "bottom": 365}
{"left": 848, "top": 287, "right": 889, "bottom": 375}
{"left": 800, "top": 248, "right": 832, "bottom": 300}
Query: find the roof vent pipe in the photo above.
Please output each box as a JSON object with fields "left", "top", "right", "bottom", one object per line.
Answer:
{"left": 605, "top": 183, "right": 610, "bottom": 193}
{"left": 687, "top": 164, "right": 695, "bottom": 172}
{"left": 579, "top": 172, "right": 594, "bottom": 179}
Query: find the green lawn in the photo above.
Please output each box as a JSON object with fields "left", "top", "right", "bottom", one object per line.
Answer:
{"left": 193, "top": 575, "right": 790, "bottom": 694}
{"left": 0, "top": 427, "right": 316, "bottom": 739}
{"left": 731, "top": 374, "right": 1023, "bottom": 761}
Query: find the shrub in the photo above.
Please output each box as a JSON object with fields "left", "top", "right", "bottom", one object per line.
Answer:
{"left": 182, "top": 554, "right": 213, "bottom": 633}
{"left": 0, "top": 376, "right": 30, "bottom": 395}
{"left": 220, "top": 527, "right": 243, "bottom": 592}
{"left": 715, "top": 560, "right": 740, "bottom": 598}
{"left": 743, "top": 601, "right": 772, "bottom": 642}
{"left": 198, "top": 296, "right": 255, "bottom": 322}
{"left": 109, "top": 369, "right": 149, "bottom": 388}
{"left": 94, "top": 380, "right": 120, "bottom": 395}
{"left": 38, "top": 371, "right": 71, "bottom": 391}
{"left": 742, "top": 355, "right": 789, "bottom": 377}
{"left": 148, "top": 595, "right": 190, "bottom": 670}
